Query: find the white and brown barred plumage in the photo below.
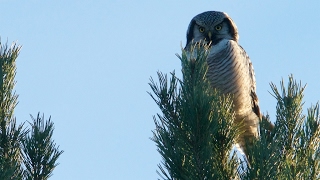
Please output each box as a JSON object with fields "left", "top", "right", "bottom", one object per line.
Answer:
{"left": 185, "top": 11, "right": 260, "bottom": 156}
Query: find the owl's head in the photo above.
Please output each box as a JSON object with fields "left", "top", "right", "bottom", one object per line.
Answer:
{"left": 185, "top": 11, "right": 239, "bottom": 48}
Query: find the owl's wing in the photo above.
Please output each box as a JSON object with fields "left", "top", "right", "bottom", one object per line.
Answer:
{"left": 240, "top": 46, "right": 261, "bottom": 119}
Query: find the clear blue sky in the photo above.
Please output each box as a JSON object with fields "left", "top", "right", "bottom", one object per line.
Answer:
{"left": 2, "top": 1, "right": 320, "bottom": 179}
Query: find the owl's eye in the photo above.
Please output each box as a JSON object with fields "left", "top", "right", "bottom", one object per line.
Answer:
{"left": 215, "top": 25, "right": 222, "bottom": 31}
{"left": 199, "top": 27, "right": 205, "bottom": 33}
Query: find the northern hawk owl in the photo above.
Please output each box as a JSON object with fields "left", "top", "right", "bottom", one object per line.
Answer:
{"left": 185, "top": 11, "right": 261, "bottom": 156}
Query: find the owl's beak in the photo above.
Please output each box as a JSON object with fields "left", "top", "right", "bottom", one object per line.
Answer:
{"left": 207, "top": 32, "right": 212, "bottom": 40}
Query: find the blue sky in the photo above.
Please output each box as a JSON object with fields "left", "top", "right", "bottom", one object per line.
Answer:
{"left": 2, "top": 1, "right": 320, "bottom": 179}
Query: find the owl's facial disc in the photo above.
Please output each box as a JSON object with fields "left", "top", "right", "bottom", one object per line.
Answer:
{"left": 195, "top": 25, "right": 216, "bottom": 45}
{"left": 196, "top": 24, "right": 224, "bottom": 46}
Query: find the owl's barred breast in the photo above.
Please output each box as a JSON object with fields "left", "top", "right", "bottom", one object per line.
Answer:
{"left": 206, "top": 39, "right": 259, "bottom": 140}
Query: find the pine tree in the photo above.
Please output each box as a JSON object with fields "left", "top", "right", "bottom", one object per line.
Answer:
{"left": 0, "top": 41, "right": 26, "bottom": 179}
{"left": 0, "top": 41, "right": 63, "bottom": 180}
{"left": 22, "top": 113, "right": 64, "bottom": 180}
{"left": 149, "top": 44, "right": 320, "bottom": 179}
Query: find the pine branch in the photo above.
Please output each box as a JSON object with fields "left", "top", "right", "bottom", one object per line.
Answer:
{"left": 149, "top": 43, "right": 240, "bottom": 179}
{"left": 240, "top": 75, "right": 320, "bottom": 179}
{"left": 149, "top": 42, "right": 320, "bottom": 179}
{"left": 22, "top": 113, "right": 64, "bottom": 180}
{"left": 0, "top": 40, "right": 64, "bottom": 179}
{"left": 0, "top": 41, "right": 25, "bottom": 180}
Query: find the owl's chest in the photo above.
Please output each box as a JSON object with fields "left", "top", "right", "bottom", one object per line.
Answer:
{"left": 205, "top": 44, "right": 252, "bottom": 100}
{"left": 207, "top": 49, "right": 247, "bottom": 81}
{"left": 206, "top": 53, "right": 254, "bottom": 115}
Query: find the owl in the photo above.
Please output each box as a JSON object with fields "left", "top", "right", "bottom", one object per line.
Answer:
{"left": 184, "top": 11, "right": 261, "bottom": 156}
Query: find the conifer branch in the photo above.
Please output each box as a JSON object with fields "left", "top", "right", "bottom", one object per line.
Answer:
{"left": 0, "top": 41, "right": 25, "bottom": 179}
{"left": 22, "top": 113, "right": 64, "bottom": 180}
{"left": 149, "top": 44, "right": 240, "bottom": 179}
{"left": 0, "top": 40, "right": 63, "bottom": 179}
{"left": 150, "top": 45, "right": 320, "bottom": 179}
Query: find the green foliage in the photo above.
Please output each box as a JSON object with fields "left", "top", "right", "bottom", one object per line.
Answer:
{"left": 272, "top": 77, "right": 319, "bottom": 179}
{"left": 149, "top": 45, "right": 320, "bottom": 179}
{"left": 240, "top": 77, "right": 320, "bottom": 179}
{"left": 22, "top": 114, "right": 64, "bottom": 180}
{"left": 0, "top": 41, "right": 25, "bottom": 179}
{"left": 149, "top": 44, "right": 241, "bottom": 179}
{"left": 0, "top": 41, "right": 63, "bottom": 179}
